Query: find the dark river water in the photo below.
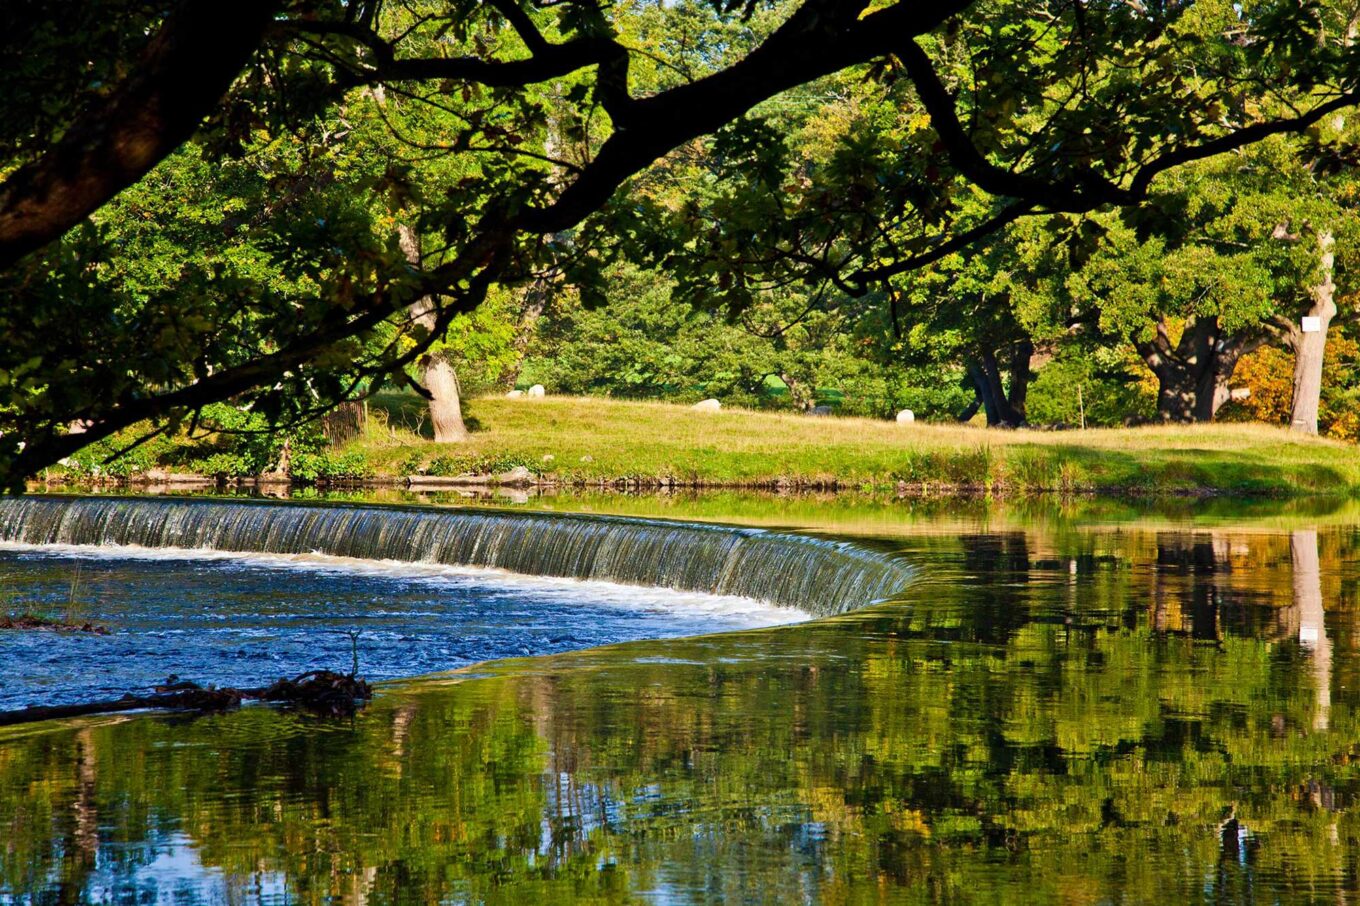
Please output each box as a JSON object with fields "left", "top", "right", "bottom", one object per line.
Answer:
{"left": 3, "top": 492, "right": 1360, "bottom": 904}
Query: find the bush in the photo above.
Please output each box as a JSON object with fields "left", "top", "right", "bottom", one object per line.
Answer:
{"left": 1025, "top": 349, "right": 1154, "bottom": 427}
{"left": 62, "top": 430, "right": 177, "bottom": 478}
{"left": 188, "top": 451, "right": 258, "bottom": 478}
{"left": 425, "top": 453, "right": 536, "bottom": 477}
{"left": 396, "top": 452, "right": 426, "bottom": 477}
{"left": 53, "top": 399, "right": 388, "bottom": 483}
{"left": 290, "top": 450, "right": 373, "bottom": 483}
{"left": 172, "top": 403, "right": 360, "bottom": 480}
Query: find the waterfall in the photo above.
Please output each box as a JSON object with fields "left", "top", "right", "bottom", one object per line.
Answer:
{"left": 0, "top": 496, "right": 914, "bottom": 615}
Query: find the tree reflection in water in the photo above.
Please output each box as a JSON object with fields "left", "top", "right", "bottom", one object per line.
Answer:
{"left": 2, "top": 522, "right": 1359, "bottom": 904}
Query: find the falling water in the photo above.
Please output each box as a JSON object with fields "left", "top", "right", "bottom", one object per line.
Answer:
{"left": 0, "top": 496, "right": 915, "bottom": 615}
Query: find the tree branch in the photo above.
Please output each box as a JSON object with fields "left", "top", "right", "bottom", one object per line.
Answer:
{"left": 850, "top": 201, "right": 1038, "bottom": 288}
{"left": 289, "top": 19, "right": 628, "bottom": 90}
{"left": 896, "top": 40, "right": 1132, "bottom": 211}
{"left": 11, "top": 237, "right": 504, "bottom": 481}
{"left": 1128, "top": 91, "right": 1360, "bottom": 196}
{"left": 521, "top": 0, "right": 975, "bottom": 234}
{"left": 0, "top": 0, "right": 281, "bottom": 270}
{"left": 488, "top": 0, "right": 551, "bottom": 54}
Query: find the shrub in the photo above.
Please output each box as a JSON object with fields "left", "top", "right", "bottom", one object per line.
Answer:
{"left": 63, "top": 430, "right": 176, "bottom": 478}
{"left": 396, "top": 452, "right": 426, "bottom": 477}
{"left": 290, "top": 450, "right": 373, "bottom": 483}
{"left": 426, "top": 453, "right": 537, "bottom": 477}
{"left": 1026, "top": 349, "right": 1154, "bottom": 427}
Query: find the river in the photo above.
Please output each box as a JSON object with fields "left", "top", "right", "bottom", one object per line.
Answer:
{"left": 1, "top": 489, "right": 1357, "bottom": 903}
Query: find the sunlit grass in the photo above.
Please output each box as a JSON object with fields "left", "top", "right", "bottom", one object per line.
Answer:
{"left": 345, "top": 393, "right": 1360, "bottom": 496}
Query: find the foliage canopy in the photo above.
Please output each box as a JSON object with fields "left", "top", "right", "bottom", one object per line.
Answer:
{"left": 2, "top": 0, "right": 1360, "bottom": 483}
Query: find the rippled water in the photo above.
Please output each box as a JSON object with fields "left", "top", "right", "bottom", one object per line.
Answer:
{"left": 4, "top": 499, "right": 1360, "bottom": 904}
{"left": 0, "top": 543, "right": 806, "bottom": 709}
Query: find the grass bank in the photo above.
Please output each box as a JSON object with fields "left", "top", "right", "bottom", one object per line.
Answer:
{"left": 337, "top": 394, "right": 1360, "bottom": 497}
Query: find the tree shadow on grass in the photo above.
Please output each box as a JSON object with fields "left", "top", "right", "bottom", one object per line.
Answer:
{"left": 368, "top": 391, "right": 483, "bottom": 439}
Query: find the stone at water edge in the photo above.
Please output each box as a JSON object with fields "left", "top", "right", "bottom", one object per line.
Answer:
{"left": 527, "top": 385, "right": 546, "bottom": 398}
{"left": 691, "top": 399, "right": 721, "bottom": 412}
{"left": 499, "top": 465, "right": 534, "bottom": 486}
{"left": 896, "top": 409, "right": 915, "bottom": 424}
{"left": 506, "top": 389, "right": 524, "bottom": 398}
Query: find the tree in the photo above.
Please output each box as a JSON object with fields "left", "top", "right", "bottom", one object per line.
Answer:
{"left": 605, "top": 0, "right": 1360, "bottom": 426}
{"left": 1066, "top": 136, "right": 1354, "bottom": 422}
{"left": 885, "top": 221, "right": 1063, "bottom": 427}
{"left": 1284, "top": 231, "right": 1339, "bottom": 434}
{"left": 523, "top": 259, "right": 929, "bottom": 415}
{"left": 3, "top": 0, "right": 1360, "bottom": 484}
{"left": 1268, "top": 110, "right": 1360, "bottom": 435}
{"left": 400, "top": 224, "right": 469, "bottom": 442}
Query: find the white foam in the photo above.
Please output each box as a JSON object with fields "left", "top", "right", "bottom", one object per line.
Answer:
{"left": 0, "top": 540, "right": 811, "bottom": 629}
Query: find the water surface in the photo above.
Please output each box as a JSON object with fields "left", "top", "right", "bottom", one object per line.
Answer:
{"left": 0, "top": 544, "right": 805, "bottom": 709}
{"left": 3, "top": 498, "right": 1359, "bottom": 904}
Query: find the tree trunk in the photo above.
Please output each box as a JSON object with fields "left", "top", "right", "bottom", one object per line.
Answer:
{"left": 956, "top": 393, "right": 982, "bottom": 423}
{"left": 1154, "top": 370, "right": 1199, "bottom": 422}
{"left": 968, "top": 363, "right": 1003, "bottom": 426}
{"left": 1288, "top": 232, "right": 1337, "bottom": 435}
{"left": 979, "top": 352, "right": 1012, "bottom": 423}
{"left": 399, "top": 223, "right": 469, "bottom": 443}
{"left": 778, "top": 371, "right": 815, "bottom": 410}
{"left": 1145, "top": 318, "right": 1213, "bottom": 422}
{"left": 320, "top": 400, "right": 366, "bottom": 445}
{"left": 1136, "top": 317, "right": 1255, "bottom": 422}
{"left": 1193, "top": 350, "right": 1227, "bottom": 422}
{"left": 508, "top": 280, "right": 549, "bottom": 390}
{"left": 970, "top": 341, "right": 1031, "bottom": 427}
{"left": 1007, "top": 339, "right": 1033, "bottom": 421}
{"left": 272, "top": 438, "right": 291, "bottom": 478}
{"left": 423, "top": 352, "right": 469, "bottom": 443}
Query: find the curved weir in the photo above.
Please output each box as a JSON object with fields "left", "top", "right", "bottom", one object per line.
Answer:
{"left": 0, "top": 496, "right": 915, "bottom": 615}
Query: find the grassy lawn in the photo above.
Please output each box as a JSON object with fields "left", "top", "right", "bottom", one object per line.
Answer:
{"left": 344, "top": 393, "right": 1360, "bottom": 496}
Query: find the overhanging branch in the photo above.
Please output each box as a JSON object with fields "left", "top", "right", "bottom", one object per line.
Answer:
{"left": 0, "top": 0, "right": 282, "bottom": 270}
{"left": 288, "top": 19, "right": 628, "bottom": 89}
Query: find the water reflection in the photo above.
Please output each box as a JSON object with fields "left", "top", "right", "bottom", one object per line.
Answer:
{"left": 1293, "top": 530, "right": 1332, "bottom": 732}
{"left": 3, "top": 523, "right": 1360, "bottom": 903}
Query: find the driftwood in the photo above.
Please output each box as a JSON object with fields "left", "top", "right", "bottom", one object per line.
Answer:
{"left": 0, "top": 614, "right": 108, "bottom": 634}
{"left": 255, "top": 670, "right": 374, "bottom": 716}
{"left": 0, "top": 670, "right": 372, "bottom": 728}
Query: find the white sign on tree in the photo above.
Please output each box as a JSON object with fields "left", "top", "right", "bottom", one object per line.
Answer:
{"left": 1302, "top": 316, "right": 1322, "bottom": 333}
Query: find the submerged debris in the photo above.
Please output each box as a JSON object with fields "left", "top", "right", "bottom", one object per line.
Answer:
{"left": 0, "top": 614, "right": 108, "bottom": 634}
{"left": 257, "top": 671, "right": 374, "bottom": 717}
{"left": 0, "top": 670, "right": 373, "bottom": 728}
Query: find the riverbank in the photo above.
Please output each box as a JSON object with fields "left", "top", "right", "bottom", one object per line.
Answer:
{"left": 335, "top": 396, "right": 1360, "bottom": 497}
{"left": 47, "top": 396, "right": 1360, "bottom": 497}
